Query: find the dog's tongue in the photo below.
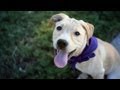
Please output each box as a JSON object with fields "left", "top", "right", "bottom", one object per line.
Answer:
{"left": 54, "top": 50, "right": 68, "bottom": 68}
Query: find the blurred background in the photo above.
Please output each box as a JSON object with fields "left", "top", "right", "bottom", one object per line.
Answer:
{"left": 0, "top": 11, "right": 120, "bottom": 79}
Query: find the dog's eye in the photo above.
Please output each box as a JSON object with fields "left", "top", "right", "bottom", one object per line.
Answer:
{"left": 74, "top": 31, "right": 80, "bottom": 36}
{"left": 56, "top": 26, "right": 62, "bottom": 31}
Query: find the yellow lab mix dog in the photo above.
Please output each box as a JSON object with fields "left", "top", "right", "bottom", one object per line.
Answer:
{"left": 50, "top": 13, "right": 120, "bottom": 79}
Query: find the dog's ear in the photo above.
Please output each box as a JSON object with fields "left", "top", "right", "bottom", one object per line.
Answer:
{"left": 80, "top": 20, "right": 94, "bottom": 45}
{"left": 49, "top": 13, "right": 69, "bottom": 27}
{"left": 50, "top": 13, "right": 69, "bottom": 23}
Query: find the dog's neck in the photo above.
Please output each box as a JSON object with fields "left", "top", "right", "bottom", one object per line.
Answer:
{"left": 68, "top": 36, "right": 98, "bottom": 70}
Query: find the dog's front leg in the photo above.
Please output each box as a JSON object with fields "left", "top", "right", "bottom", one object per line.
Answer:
{"left": 77, "top": 73, "right": 89, "bottom": 79}
{"left": 92, "top": 73, "right": 104, "bottom": 79}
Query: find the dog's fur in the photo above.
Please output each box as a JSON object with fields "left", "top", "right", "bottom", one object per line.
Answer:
{"left": 50, "top": 13, "right": 120, "bottom": 79}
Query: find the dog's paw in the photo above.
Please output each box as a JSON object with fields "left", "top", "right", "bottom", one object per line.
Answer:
{"left": 77, "top": 73, "right": 89, "bottom": 79}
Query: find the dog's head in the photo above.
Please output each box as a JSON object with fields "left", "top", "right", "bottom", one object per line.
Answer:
{"left": 50, "top": 13, "right": 94, "bottom": 68}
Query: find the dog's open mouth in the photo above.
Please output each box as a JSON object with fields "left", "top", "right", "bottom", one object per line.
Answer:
{"left": 68, "top": 49, "right": 76, "bottom": 57}
{"left": 54, "top": 49, "right": 76, "bottom": 68}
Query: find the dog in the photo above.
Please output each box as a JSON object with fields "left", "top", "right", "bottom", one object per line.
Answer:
{"left": 50, "top": 13, "right": 120, "bottom": 79}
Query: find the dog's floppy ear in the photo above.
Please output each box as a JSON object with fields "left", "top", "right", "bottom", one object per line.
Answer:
{"left": 80, "top": 20, "right": 94, "bottom": 45}
{"left": 50, "top": 13, "right": 69, "bottom": 22}
{"left": 49, "top": 13, "right": 69, "bottom": 26}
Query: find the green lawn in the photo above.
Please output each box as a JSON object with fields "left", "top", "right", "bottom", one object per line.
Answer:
{"left": 0, "top": 11, "right": 120, "bottom": 79}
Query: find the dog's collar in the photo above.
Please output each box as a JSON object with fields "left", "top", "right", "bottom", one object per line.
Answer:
{"left": 68, "top": 36, "right": 98, "bottom": 70}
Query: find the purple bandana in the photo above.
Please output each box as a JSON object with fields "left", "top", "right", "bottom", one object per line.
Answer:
{"left": 68, "top": 36, "right": 98, "bottom": 69}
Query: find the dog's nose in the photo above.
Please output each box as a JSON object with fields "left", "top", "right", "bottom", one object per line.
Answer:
{"left": 57, "top": 39, "right": 68, "bottom": 49}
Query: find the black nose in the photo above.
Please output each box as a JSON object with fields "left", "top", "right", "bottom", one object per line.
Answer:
{"left": 57, "top": 39, "right": 68, "bottom": 49}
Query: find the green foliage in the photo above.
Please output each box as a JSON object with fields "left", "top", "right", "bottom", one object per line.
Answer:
{"left": 0, "top": 11, "right": 120, "bottom": 79}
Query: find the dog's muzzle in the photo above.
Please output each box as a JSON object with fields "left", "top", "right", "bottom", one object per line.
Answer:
{"left": 57, "top": 39, "right": 68, "bottom": 49}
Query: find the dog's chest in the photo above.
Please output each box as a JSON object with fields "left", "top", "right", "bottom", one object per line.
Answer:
{"left": 75, "top": 58, "right": 97, "bottom": 74}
